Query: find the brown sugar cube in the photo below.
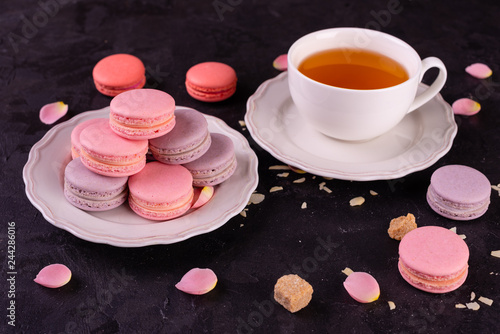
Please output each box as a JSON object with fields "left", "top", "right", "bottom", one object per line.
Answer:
{"left": 388, "top": 213, "right": 417, "bottom": 240}
{"left": 274, "top": 274, "right": 313, "bottom": 313}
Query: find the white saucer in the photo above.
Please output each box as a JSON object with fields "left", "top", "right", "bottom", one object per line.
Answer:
{"left": 245, "top": 72, "right": 457, "bottom": 181}
{"left": 23, "top": 107, "right": 259, "bottom": 247}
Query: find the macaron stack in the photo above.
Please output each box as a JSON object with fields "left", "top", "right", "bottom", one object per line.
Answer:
{"left": 64, "top": 88, "right": 237, "bottom": 221}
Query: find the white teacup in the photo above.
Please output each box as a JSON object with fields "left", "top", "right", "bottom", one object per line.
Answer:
{"left": 287, "top": 27, "right": 447, "bottom": 141}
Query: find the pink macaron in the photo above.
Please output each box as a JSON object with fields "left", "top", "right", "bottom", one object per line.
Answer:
{"left": 128, "top": 162, "right": 194, "bottom": 221}
{"left": 149, "top": 108, "right": 211, "bottom": 164}
{"left": 64, "top": 157, "right": 129, "bottom": 211}
{"left": 398, "top": 226, "right": 469, "bottom": 293}
{"left": 183, "top": 133, "right": 237, "bottom": 187}
{"left": 427, "top": 165, "right": 491, "bottom": 220}
{"left": 109, "top": 88, "right": 176, "bottom": 140}
{"left": 185, "top": 62, "right": 237, "bottom": 102}
{"left": 79, "top": 119, "right": 148, "bottom": 177}
{"left": 70, "top": 118, "right": 108, "bottom": 159}
{"left": 92, "top": 54, "right": 146, "bottom": 96}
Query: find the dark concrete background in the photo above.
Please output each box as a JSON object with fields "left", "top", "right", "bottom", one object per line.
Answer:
{"left": 1, "top": 0, "right": 499, "bottom": 333}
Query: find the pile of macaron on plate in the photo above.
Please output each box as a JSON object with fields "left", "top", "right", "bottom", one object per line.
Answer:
{"left": 63, "top": 57, "right": 240, "bottom": 221}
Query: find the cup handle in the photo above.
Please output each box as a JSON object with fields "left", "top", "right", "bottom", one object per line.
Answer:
{"left": 407, "top": 57, "right": 447, "bottom": 113}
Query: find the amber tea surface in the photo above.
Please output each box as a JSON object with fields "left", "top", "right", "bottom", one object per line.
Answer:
{"left": 298, "top": 48, "right": 409, "bottom": 89}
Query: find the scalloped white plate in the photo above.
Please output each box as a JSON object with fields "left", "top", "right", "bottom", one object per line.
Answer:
{"left": 245, "top": 72, "right": 457, "bottom": 181}
{"left": 23, "top": 107, "right": 259, "bottom": 247}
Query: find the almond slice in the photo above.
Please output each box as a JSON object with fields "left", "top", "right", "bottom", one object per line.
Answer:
{"left": 293, "top": 177, "right": 306, "bottom": 184}
{"left": 349, "top": 196, "right": 365, "bottom": 206}
{"left": 478, "top": 296, "right": 493, "bottom": 306}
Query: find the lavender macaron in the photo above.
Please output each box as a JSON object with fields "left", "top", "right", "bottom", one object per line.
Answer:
{"left": 183, "top": 133, "right": 237, "bottom": 186}
{"left": 64, "top": 158, "right": 128, "bottom": 211}
{"left": 427, "top": 165, "right": 491, "bottom": 220}
{"left": 149, "top": 108, "right": 211, "bottom": 164}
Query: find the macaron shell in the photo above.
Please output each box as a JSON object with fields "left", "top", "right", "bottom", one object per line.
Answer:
{"left": 93, "top": 54, "right": 146, "bottom": 96}
{"left": 185, "top": 62, "right": 237, "bottom": 102}
{"left": 430, "top": 165, "right": 491, "bottom": 205}
{"left": 149, "top": 108, "right": 211, "bottom": 164}
{"left": 399, "top": 226, "right": 469, "bottom": 277}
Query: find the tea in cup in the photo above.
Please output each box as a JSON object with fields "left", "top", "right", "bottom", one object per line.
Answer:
{"left": 287, "top": 28, "right": 447, "bottom": 141}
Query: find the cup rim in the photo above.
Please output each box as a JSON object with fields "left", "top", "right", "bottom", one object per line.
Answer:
{"left": 287, "top": 27, "right": 422, "bottom": 92}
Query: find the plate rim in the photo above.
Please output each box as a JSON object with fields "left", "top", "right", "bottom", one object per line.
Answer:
{"left": 23, "top": 106, "right": 259, "bottom": 247}
{"left": 245, "top": 72, "right": 457, "bottom": 181}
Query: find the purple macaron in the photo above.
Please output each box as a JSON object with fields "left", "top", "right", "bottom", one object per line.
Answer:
{"left": 64, "top": 157, "right": 129, "bottom": 211}
{"left": 426, "top": 165, "right": 491, "bottom": 220}
{"left": 183, "top": 133, "right": 237, "bottom": 186}
{"left": 149, "top": 108, "right": 211, "bottom": 164}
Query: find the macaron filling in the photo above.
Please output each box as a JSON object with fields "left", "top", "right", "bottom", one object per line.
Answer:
{"left": 110, "top": 112, "right": 175, "bottom": 128}
{"left": 186, "top": 81, "right": 236, "bottom": 101}
{"left": 109, "top": 117, "right": 176, "bottom": 140}
{"left": 64, "top": 179, "right": 127, "bottom": 201}
{"left": 427, "top": 185, "right": 490, "bottom": 210}
{"left": 80, "top": 153, "right": 147, "bottom": 176}
{"left": 81, "top": 147, "right": 148, "bottom": 165}
{"left": 64, "top": 186, "right": 128, "bottom": 211}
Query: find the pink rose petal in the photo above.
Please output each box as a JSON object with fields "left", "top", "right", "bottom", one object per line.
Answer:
{"left": 343, "top": 271, "right": 380, "bottom": 303}
{"left": 175, "top": 268, "right": 217, "bottom": 295}
{"left": 465, "top": 63, "right": 492, "bottom": 79}
{"left": 289, "top": 165, "right": 306, "bottom": 174}
{"left": 40, "top": 101, "right": 68, "bottom": 124}
{"left": 452, "top": 98, "right": 481, "bottom": 116}
{"left": 191, "top": 186, "right": 214, "bottom": 209}
{"left": 273, "top": 54, "right": 288, "bottom": 71}
{"left": 34, "top": 264, "right": 72, "bottom": 288}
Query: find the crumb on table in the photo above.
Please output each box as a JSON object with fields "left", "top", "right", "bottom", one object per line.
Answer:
{"left": 388, "top": 213, "right": 417, "bottom": 240}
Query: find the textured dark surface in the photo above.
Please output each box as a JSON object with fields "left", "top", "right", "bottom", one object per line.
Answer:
{"left": 1, "top": 1, "right": 500, "bottom": 333}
